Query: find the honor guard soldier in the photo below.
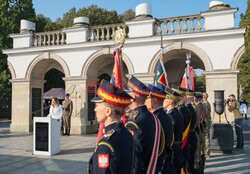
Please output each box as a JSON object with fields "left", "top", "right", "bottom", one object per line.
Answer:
{"left": 202, "top": 92, "right": 211, "bottom": 159}
{"left": 88, "top": 80, "right": 134, "bottom": 174}
{"left": 173, "top": 86, "right": 198, "bottom": 173}
{"left": 145, "top": 84, "right": 175, "bottom": 174}
{"left": 62, "top": 93, "right": 73, "bottom": 136}
{"left": 172, "top": 85, "right": 192, "bottom": 173}
{"left": 125, "top": 76, "right": 161, "bottom": 174}
{"left": 163, "top": 88, "right": 184, "bottom": 174}
{"left": 193, "top": 93, "right": 205, "bottom": 173}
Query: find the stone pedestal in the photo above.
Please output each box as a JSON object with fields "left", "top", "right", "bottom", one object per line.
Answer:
{"left": 33, "top": 117, "right": 61, "bottom": 155}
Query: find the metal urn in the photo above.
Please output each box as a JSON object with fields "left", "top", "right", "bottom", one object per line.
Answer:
{"left": 210, "top": 90, "right": 233, "bottom": 153}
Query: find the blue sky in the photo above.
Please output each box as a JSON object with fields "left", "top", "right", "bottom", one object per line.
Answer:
{"left": 33, "top": 0, "right": 247, "bottom": 27}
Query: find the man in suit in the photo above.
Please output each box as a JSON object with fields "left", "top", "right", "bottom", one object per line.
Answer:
{"left": 62, "top": 93, "right": 73, "bottom": 136}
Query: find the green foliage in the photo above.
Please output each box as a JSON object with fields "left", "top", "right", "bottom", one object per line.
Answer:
{"left": 35, "top": 5, "right": 135, "bottom": 32}
{"left": 194, "top": 75, "right": 205, "bottom": 92}
{"left": 0, "top": 0, "right": 36, "bottom": 97}
{"left": 238, "top": 0, "right": 250, "bottom": 102}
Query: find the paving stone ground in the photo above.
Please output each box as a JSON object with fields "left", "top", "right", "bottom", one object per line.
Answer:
{"left": 0, "top": 119, "right": 250, "bottom": 174}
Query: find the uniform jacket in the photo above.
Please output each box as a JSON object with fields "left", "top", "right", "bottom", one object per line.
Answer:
{"left": 89, "top": 122, "right": 133, "bottom": 174}
{"left": 62, "top": 99, "right": 73, "bottom": 117}
{"left": 167, "top": 107, "right": 184, "bottom": 168}
{"left": 153, "top": 107, "right": 173, "bottom": 173}
{"left": 125, "top": 105, "right": 156, "bottom": 174}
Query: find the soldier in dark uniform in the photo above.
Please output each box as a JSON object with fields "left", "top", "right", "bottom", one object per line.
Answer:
{"left": 173, "top": 86, "right": 198, "bottom": 174}
{"left": 88, "top": 80, "right": 134, "bottom": 174}
{"left": 145, "top": 84, "right": 175, "bottom": 174}
{"left": 172, "top": 85, "right": 192, "bottom": 173}
{"left": 125, "top": 76, "right": 161, "bottom": 174}
{"left": 163, "top": 88, "right": 184, "bottom": 174}
{"left": 193, "top": 93, "right": 205, "bottom": 173}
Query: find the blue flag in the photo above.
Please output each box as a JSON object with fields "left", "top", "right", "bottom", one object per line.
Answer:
{"left": 155, "top": 48, "right": 168, "bottom": 90}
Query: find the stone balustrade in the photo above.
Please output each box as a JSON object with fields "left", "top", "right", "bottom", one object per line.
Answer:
{"left": 156, "top": 14, "right": 204, "bottom": 35}
{"left": 33, "top": 31, "right": 66, "bottom": 47}
{"left": 89, "top": 23, "right": 128, "bottom": 41}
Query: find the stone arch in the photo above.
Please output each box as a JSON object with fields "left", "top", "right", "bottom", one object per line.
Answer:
{"left": 81, "top": 47, "right": 134, "bottom": 78}
{"left": 148, "top": 42, "right": 213, "bottom": 74}
{"left": 7, "top": 61, "right": 16, "bottom": 79}
{"left": 230, "top": 44, "right": 245, "bottom": 70}
{"left": 25, "top": 53, "right": 70, "bottom": 80}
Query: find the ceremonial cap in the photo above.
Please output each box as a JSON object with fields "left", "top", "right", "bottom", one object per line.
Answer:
{"left": 127, "top": 75, "right": 150, "bottom": 97}
{"left": 65, "top": 93, "right": 70, "bottom": 96}
{"left": 165, "top": 88, "right": 182, "bottom": 100}
{"left": 91, "top": 80, "right": 133, "bottom": 107}
{"left": 194, "top": 92, "right": 203, "bottom": 99}
{"left": 148, "top": 84, "right": 166, "bottom": 100}
{"left": 171, "top": 84, "right": 186, "bottom": 95}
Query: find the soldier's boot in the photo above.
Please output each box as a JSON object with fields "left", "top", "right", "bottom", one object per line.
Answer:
{"left": 67, "top": 129, "right": 70, "bottom": 136}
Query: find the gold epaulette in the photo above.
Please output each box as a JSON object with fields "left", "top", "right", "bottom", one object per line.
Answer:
{"left": 103, "top": 129, "right": 115, "bottom": 140}
{"left": 130, "top": 110, "right": 140, "bottom": 120}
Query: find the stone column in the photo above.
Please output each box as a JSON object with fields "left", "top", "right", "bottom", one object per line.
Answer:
{"left": 10, "top": 79, "right": 31, "bottom": 132}
{"left": 10, "top": 79, "right": 44, "bottom": 132}
{"left": 203, "top": 70, "right": 239, "bottom": 124}
{"left": 63, "top": 77, "right": 98, "bottom": 135}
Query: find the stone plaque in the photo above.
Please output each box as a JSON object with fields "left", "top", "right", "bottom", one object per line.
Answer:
{"left": 35, "top": 122, "right": 48, "bottom": 151}
{"left": 32, "top": 88, "right": 41, "bottom": 118}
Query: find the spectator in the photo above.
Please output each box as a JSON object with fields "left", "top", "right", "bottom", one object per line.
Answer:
{"left": 226, "top": 94, "right": 244, "bottom": 151}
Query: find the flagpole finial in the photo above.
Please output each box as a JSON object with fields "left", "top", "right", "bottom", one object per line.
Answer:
{"left": 114, "top": 27, "right": 126, "bottom": 46}
{"left": 185, "top": 52, "right": 191, "bottom": 67}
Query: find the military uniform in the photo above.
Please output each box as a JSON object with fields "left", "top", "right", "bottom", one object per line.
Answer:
{"left": 202, "top": 99, "right": 211, "bottom": 158}
{"left": 89, "top": 79, "right": 134, "bottom": 174}
{"left": 147, "top": 84, "right": 175, "bottom": 174}
{"left": 62, "top": 97, "right": 73, "bottom": 135}
{"left": 154, "top": 107, "right": 175, "bottom": 174}
{"left": 177, "top": 103, "right": 191, "bottom": 172}
{"left": 193, "top": 94, "right": 205, "bottom": 173}
{"left": 186, "top": 102, "right": 198, "bottom": 173}
{"left": 125, "top": 76, "right": 160, "bottom": 174}
{"left": 167, "top": 107, "right": 184, "bottom": 174}
{"left": 89, "top": 122, "right": 133, "bottom": 174}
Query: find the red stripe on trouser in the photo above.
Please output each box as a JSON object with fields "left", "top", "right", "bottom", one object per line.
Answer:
{"left": 147, "top": 114, "right": 161, "bottom": 174}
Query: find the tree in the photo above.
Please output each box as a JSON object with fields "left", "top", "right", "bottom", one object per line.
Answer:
{"left": 238, "top": 0, "right": 250, "bottom": 101}
{"left": 0, "top": 0, "right": 36, "bottom": 97}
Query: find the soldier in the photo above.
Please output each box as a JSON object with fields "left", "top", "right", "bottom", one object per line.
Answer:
{"left": 62, "top": 93, "right": 73, "bottom": 136}
{"left": 193, "top": 93, "right": 205, "bottom": 173}
{"left": 163, "top": 88, "right": 184, "bottom": 174}
{"left": 172, "top": 85, "right": 194, "bottom": 174}
{"left": 145, "top": 84, "right": 175, "bottom": 173}
{"left": 125, "top": 76, "right": 161, "bottom": 174}
{"left": 184, "top": 89, "right": 198, "bottom": 174}
{"left": 89, "top": 80, "right": 134, "bottom": 174}
{"left": 202, "top": 92, "right": 211, "bottom": 158}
